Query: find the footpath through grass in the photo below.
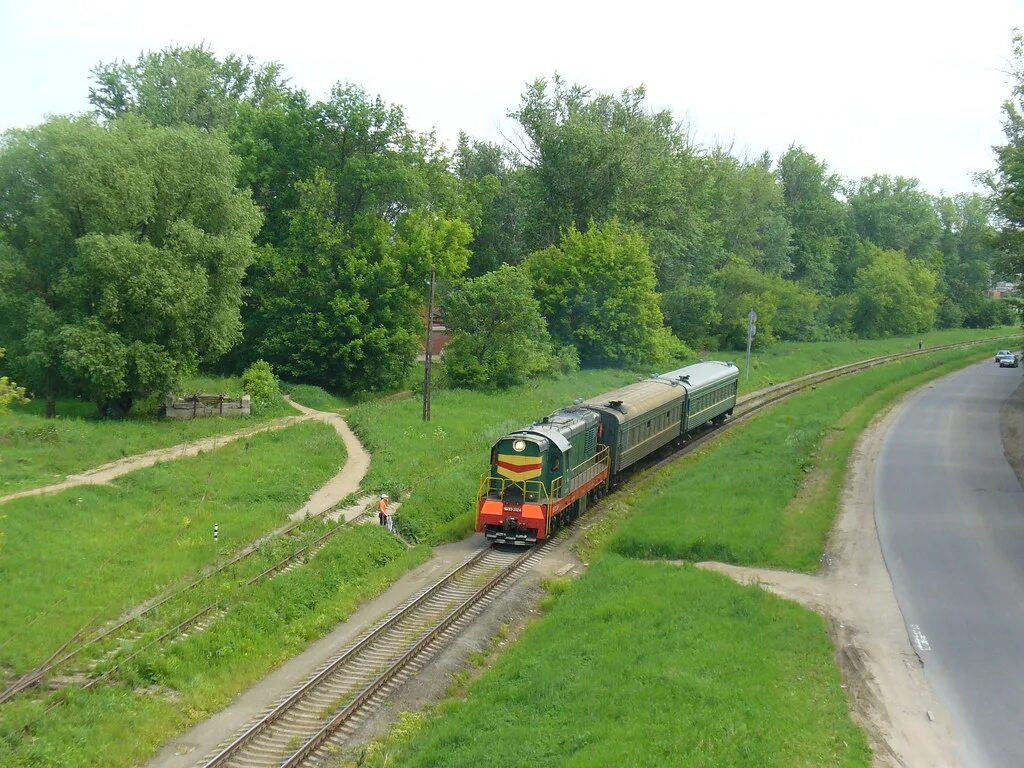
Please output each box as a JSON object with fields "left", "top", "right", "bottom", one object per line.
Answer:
{"left": 0, "top": 419, "right": 345, "bottom": 675}
{"left": 366, "top": 345, "right": 994, "bottom": 768}
{"left": 0, "top": 374, "right": 294, "bottom": 496}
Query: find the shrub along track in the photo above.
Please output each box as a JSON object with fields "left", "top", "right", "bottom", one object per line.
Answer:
{"left": 178, "top": 333, "right": 1019, "bottom": 768}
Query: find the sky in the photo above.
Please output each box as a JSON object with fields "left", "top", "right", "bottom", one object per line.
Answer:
{"left": 1, "top": 0, "right": 1021, "bottom": 196}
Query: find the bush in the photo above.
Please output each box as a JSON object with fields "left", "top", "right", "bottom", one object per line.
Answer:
{"left": 242, "top": 360, "right": 279, "bottom": 414}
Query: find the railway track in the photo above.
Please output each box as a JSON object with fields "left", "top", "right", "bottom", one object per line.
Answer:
{"left": 4, "top": 334, "right": 1016, "bottom": 716}
{"left": 197, "top": 540, "right": 553, "bottom": 768}
{"left": 0, "top": 508, "right": 369, "bottom": 707}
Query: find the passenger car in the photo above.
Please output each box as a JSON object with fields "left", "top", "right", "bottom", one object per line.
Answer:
{"left": 996, "top": 350, "right": 1019, "bottom": 368}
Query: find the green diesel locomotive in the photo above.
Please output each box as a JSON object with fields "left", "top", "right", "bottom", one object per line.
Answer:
{"left": 477, "top": 361, "right": 740, "bottom": 544}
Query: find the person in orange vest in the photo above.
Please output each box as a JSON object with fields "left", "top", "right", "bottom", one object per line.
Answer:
{"left": 378, "top": 494, "right": 389, "bottom": 526}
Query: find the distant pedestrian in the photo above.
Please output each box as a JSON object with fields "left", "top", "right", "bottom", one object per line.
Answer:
{"left": 918, "top": 340, "right": 923, "bottom": 350}
{"left": 378, "top": 494, "right": 389, "bottom": 526}
{"left": 386, "top": 510, "right": 396, "bottom": 535}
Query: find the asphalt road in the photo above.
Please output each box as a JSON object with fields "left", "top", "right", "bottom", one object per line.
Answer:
{"left": 876, "top": 360, "right": 1024, "bottom": 768}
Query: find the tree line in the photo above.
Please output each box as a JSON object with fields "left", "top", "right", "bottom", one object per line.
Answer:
{"left": 0, "top": 44, "right": 1019, "bottom": 414}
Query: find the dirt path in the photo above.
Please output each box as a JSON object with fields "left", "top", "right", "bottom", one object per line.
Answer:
{"left": 698, "top": 394, "right": 960, "bottom": 768}
{"left": 284, "top": 397, "right": 372, "bottom": 521}
{"left": 0, "top": 415, "right": 307, "bottom": 506}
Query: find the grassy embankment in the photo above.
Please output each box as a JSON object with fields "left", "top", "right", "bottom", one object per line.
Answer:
{"left": 0, "top": 525, "right": 425, "bottom": 768}
{"left": 0, "top": 420, "right": 345, "bottom": 675}
{"left": 329, "top": 327, "right": 1017, "bottom": 548}
{"left": 0, "top": 374, "right": 294, "bottom": 496}
{"left": 738, "top": 324, "right": 1018, "bottom": 393}
{"left": 359, "top": 344, "right": 996, "bottom": 767}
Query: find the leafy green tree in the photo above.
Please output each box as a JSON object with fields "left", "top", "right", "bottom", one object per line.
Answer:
{"left": 442, "top": 265, "right": 570, "bottom": 389}
{"left": 707, "top": 258, "right": 821, "bottom": 347}
{"left": 511, "top": 77, "right": 716, "bottom": 285}
{"left": 0, "top": 116, "right": 261, "bottom": 416}
{"left": 775, "top": 146, "right": 852, "bottom": 292}
{"left": 661, "top": 284, "right": 722, "bottom": 350}
{"left": 90, "top": 44, "right": 287, "bottom": 130}
{"left": 245, "top": 171, "right": 471, "bottom": 393}
{"left": 852, "top": 243, "right": 939, "bottom": 336}
{"left": 848, "top": 175, "right": 943, "bottom": 267}
{"left": 935, "top": 193, "right": 999, "bottom": 325}
{"left": 706, "top": 151, "right": 792, "bottom": 276}
{"left": 991, "top": 32, "right": 1024, "bottom": 275}
{"left": 229, "top": 89, "right": 322, "bottom": 247}
{"left": 455, "top": 135, "right": 530, "bottom": 275}
{"left": 524, "top": 220, "right": 684, "bottom": 366}
{"left": 709, "top": 259, "right": 780, "bottom": 348}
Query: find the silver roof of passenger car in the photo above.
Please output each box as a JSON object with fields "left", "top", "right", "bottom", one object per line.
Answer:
{"left": 582, "top": 378, "right": 685, "bottom": 419}
{"left": 659, "top": 361, "right": 739, "bottom": 392}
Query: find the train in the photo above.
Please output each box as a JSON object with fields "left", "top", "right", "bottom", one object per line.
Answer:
{"left": 476, "top": 360, "right": 740, "bottom": 545}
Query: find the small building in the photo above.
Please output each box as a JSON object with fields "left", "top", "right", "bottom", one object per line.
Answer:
{"left": 418, "top": 307, "right": 451, "bottom": 362}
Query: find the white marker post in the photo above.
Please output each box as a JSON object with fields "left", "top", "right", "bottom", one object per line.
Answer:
{"left": 214, "top": 523, "right": 219, "bottom": 542}
{"left": 745, "top": 309, "right": 757, "bottom": 381}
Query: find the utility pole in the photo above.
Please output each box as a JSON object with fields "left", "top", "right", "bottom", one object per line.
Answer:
{"left": 423, "top": 269, "right": 435, "bottom": 422}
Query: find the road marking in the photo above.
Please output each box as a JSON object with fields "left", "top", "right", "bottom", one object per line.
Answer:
{"left": 911, "top": 624, "right": 932, "bottom": 651}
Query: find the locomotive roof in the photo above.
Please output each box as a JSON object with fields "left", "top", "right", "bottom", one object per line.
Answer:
{"left": 582, "top": 378, "right": 684, "bottom": 418}
{"left": 659, "top": 361, "right": 739, "bottom": 392}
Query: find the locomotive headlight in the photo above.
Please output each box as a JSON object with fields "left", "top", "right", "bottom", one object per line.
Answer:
{"left": 512, "top": 439, "right": 527, "bottom": 452}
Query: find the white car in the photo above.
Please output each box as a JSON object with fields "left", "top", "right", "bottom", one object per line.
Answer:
{"left": 996, "top": 350, "right": 1019, "bottom": 368}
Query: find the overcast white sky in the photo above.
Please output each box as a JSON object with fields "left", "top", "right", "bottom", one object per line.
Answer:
{"left": 1, "top": 0, "right": 1021, "bottom": 195}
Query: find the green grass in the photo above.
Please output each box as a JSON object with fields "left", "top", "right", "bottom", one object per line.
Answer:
{"left": 0, "top": 420, "right": 345, "bottom": 674}
{"left": 346, "top": 369, "right": 643, "bottom": 544}
{"left": 0, "top": 374, "right": 296, "bottom": 496}
{"left": 284, "top": 382, "right": 354, "bottom": 412}
{"left": 367, "top": 345, "right": 995, "bottom": 768}
{"left": 736, "top": 325, "right": 1017, "bottom": 393}
{"left": 606, "top": 345, "right": 991, "bottom": 568}
{"left": 383, "top": 556, "right": 870, "bottom": 768}
{"left": 0, "top": 526, "right": 429, "bottom": 768}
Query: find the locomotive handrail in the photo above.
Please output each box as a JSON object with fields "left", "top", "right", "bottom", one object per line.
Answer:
{"left": 477, "top": 475, "right": 552, "bottom": 503}
{"left": 570, "top": 444, "right": 610, "bottom": 477}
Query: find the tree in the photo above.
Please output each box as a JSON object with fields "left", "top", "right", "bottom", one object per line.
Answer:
{"left": 775, "top": 146, "right": 852, "bottom": 292}
{"left": 0, "top": 116, "right": 261, "bottom": 416}
{"left": 90, "top": 44, "right": 287, "bottom": 130}
{"left": 848, "top": 175, "right": 943, "bottom": 267}
{"left": 991, "top": 32, "right": 1024, "bottom": 280}
{"left": 661, "top": 284, "right": 721, "bottom": 350}
{"left": 244, "top": 170, "right": 471, "bottom": 394}
{"left": 705, "top": 151, "right": 792, "bottom": 276}
{"left": 936, "top": 193, "right": 999, "bottom": 325}
{"left": 454, "top": 135, "right": 529, "bottom": 276}
{"left": 442, "top": 265, "right": 570, "bottom": 389}
{"left": 524, "top": 220, "right": 684, "bottom": 366}
{"left": 852, "top": 243, "right": 939, "bottom": 337}
{"left": 511, "top": 77, "right": 716, "bottom": 285}
{"left": 709, "top": 259, "right": 780, "bottom": 349}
